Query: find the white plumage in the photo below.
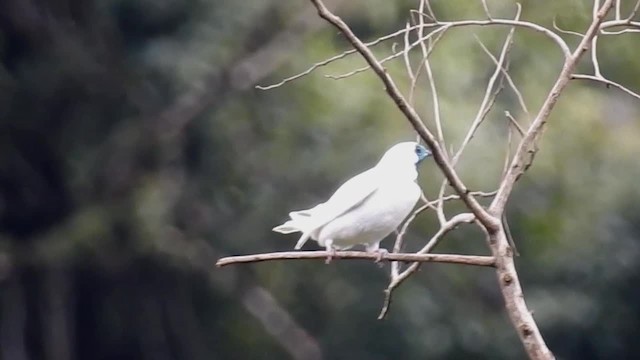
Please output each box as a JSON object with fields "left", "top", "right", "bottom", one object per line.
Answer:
{"left": 272, "top": 142, "right": 431, "bottom": 254}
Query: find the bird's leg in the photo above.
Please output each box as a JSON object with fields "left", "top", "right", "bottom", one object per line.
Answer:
{"left": 324, "top": 240, "right": 336, "bottom": 264}
{"left": 365, "top": 242, "right": 388, "bottom": 264}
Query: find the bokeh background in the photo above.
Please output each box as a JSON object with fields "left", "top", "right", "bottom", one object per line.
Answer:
{"left": 1, "top": 0, "right": 639, "bottom": 359}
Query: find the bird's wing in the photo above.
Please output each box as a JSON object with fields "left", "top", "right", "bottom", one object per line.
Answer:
{"left": 292, "top": 168, "right": 380, "bottom": 249}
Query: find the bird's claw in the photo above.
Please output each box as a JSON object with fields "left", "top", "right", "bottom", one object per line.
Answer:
{"left": 325, "top": 248, "right": 337, "bottom": 264}
{"left": 374, "top": 248, "right": 389, "bottom": 265}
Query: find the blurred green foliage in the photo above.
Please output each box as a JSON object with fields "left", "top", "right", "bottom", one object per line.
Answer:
{"left": 1, "top": 0, "right": 639, "bottom": 359}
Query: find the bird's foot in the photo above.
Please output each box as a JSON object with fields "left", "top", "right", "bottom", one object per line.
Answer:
{"left": 325, "top": 248, "right": 337, "bottom": 264}
{"left": 373, "top": 248, "right": 389, "bottom": 266}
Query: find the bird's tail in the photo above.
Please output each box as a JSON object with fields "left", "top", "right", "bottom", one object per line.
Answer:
{"left": 272, "top": 210, "right": 316, "bottom": 249}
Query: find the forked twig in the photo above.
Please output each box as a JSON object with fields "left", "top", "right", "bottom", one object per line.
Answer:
{"left": 476, "top": 37, "right": 530, "bottom": 117}
{"left": 390, "top": 190, "right": 497, "bottom": 277}
{"left": 379, "top": 213, "right": 477, "bottom": 319}
{"left": 256, "top": 25, "right": 425, "bottom": 90}
{"left": 452, "top": 5, "right": 521, "bottom": 166}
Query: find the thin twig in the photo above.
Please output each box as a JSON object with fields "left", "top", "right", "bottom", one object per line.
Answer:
{"left": 422, "top": 1, "right": 437, "bottom": 22}
{"left": 256, "top": 25, "right": 424, "bottom": 90}
{"left": 476, "top": 37, "right": 530, "bottom": 116}
{"left": 452, "top": 6, "right": 520, "bottom": 166}
{"left": 553, "top": 17, "right": 584, "bottom": 37}
{"left": 327, "top": 25, "right": 449, "bottom": 81}
{"left": 571, "top": 74, "right": 640, "bottom": 100}
{"left": 502, "top": 119, "right": 513, "bottom": 178}
{"left": 601, "top": 28, "right": 640, "bottom": 34}
{"left": 403, "top": 22, "right": 416, "bottom": 102}
{"left": 627, "top": 0, "right": 640, "bottom": 20}
{"left": 592, "top": 0, "right": 603, "bottom": 77}
{"left": 481, "top": 0, "right": 493, "bottom": 20}
{"left": 419, "top": 0, "right": 445, "bottom": 151}
{"left": 505, "top": 111, "right": 525, "bottom": 136}
{"left": 408, "top": 29, "right": 448, "bottom": 106}
{"left": 325, "top": 49, "right": 409, "bottom": 80}
{"left": 379, "top": 212, "right": 476, "bottom": 319}
{"left": 600, "top": 19, "right": 640, "bottom": 30}
{"left": 412, "top": 16, "right": 571, "bottom": 58}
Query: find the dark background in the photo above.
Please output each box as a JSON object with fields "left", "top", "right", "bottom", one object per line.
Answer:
{"left": 1, "top": 0, "right": 639, "bottom": 359}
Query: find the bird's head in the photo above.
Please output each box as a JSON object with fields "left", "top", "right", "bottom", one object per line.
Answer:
{"left": 414, "top": 143, "right": 431, "bottom": 164}
{"left": 378, "top": 141, "right": 431, "bottom": 167}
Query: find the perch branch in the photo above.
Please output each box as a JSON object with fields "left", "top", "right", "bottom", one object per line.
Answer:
{"left": 216, "top": 251, "right": 495, "bottom": 267}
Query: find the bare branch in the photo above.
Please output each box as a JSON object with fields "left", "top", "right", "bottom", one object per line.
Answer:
{"left": 325, "top": 49, "right": 409, "bottom": 80}
{"left": 600, "top": 19, "right": 640, "bottom": 30}
{"left": 476, "top": 37, "right": 530, "bottom": 116}
{"left": 490, "top": 0, "right": 614, "bottom": 214}
{"left": 395, "top": 189, "right": 497, "bottom": 279}
{"left": 421, "top": 1, "right": 437, "bottom": 22}
{"left": 406, "top": 28, "right": 448, "bottom": 115}
{"left": 571, "top": 74, "right": 640, "bottom": 100}
{"left": 308, "top": 0, "right": 499, "bottom": 231}
{"left": 325, "top": 26, "right": 449, "bottom": 81}
{"left": 552, "top": 17, "right": 584, "bottom": 37}
{"left": 435, "top": 181, "right": 448, "bottom": 225}
{"left": 486, "top": 2, "right": 615, "bottom": 358}
{"left": 481, "top": 0, "right": 493, "bottom": 20}
{"left": 452, "top": 5, "right": 520, "bottom": 165}
{"left": 256, "top": 25, "right": 424, "bottom": 90}
{"left": 628, "top": 0, "right": 640, "bottom": 20}
{"left": 248, "top": 2, "right": 625, "bottom": 358}
{"left": 427, "top": 190, "right": 497, "bottom": 206}
{"left": 505, "top": 111, "right": 525, "bottom": 136}
{"left": 592, "top": 0, "right": 603, "bottom": 77}
{"left": 403, "top": 22, "right": 416, "bottom": 99}
{"left": 601, "top": 28, "right": 640, "bottom": 34}
{"left": 262, "top": 12, "right": 572, "bottom": 90}
{"left": 502, "top": 119, "right": 513, "bottom": 178}
{"left": 216, "top": 251, "right": 495, "bottom": 267}
{"left": 419, "top": 0, "right": 445, "bottom": 149}
{"left": 379, "top": 212, "right": 477, "bottom": 319}
{"left": 412, "top": 16, "right": 571, "bottom": 59}
{"left": 452, "top": 16, "right": 520, "bottom": 166}
{"left": 391, "top": 201, "right": 428, "bottom": 278}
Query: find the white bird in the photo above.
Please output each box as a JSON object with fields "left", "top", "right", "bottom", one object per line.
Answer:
{"left": 272, "top": 142, "right": 431, "bottom": 257}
